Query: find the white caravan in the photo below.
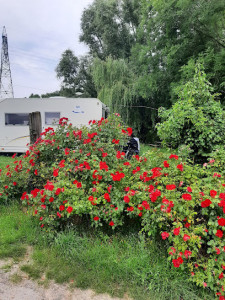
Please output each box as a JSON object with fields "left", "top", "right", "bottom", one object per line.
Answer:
{"left": 0, "top": 98, "right": 108, "bottom": 153}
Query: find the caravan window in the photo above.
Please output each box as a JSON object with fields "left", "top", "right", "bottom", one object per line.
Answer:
{"left": 5, "top": 113, "right": 29, "bottom": 126}
{"left": 45, "top": 112, "right": 60, "bottom": 125}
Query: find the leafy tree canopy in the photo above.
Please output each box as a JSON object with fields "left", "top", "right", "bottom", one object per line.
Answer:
{"left": 80, "top": 0, "right": 141, "bottom": 59}
{"left": 56, "top": 49, "right": 97, "bottom": 98}
{"left": 132, "top": 0, "right": 225, "bottom": 105}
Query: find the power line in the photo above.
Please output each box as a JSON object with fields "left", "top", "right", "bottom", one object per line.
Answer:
{"left": 9, "top": 46, "right": 59, "bottom": 63}
{"left": 13, "top": 84, "right": 51, "bottom": 92}
{"left": 118, "top": 105, "right": 158, "bottom": 110}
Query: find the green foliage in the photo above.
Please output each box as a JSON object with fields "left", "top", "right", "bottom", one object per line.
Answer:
{"left": 133, "top": 0, "right": 225, "bottom": 106}
{"left": 56, "top": 50, "right": 97, "bottom": 97}
{"left": 1, "top": 113, "right": 225, "bottom": 297}
{"left": 92, "top": 57, "right": 134, "bottom": 112}
{"left": 80, "top": 0, "right": 140, "bottom": 60}
{"left": 29, "top": 93, "right": 41, "bottom": 98}
{"left": 56, "top": 49, "right": 79, "bottom": 88}
{"left": 157, "top": 63, "right": 225, "bottom": 161}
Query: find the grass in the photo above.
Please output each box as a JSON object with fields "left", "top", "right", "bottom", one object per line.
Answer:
{"left": 9, "top": 273, "right": 23, "bottom": 284}
{"left": 20, "top": 264, "right": 42, "bottom": 280}
{"left": 0, "top": 205, "right": 214, "bottom": 300}
{"left": 0, "top": 155, "right": 13, "bottom": 169}
{"left": 0, "top": 205, "right": 42, "bottom": 261}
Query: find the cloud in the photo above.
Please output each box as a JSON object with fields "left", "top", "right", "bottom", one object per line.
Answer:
{"left": 0, "top": 0, "right": 94, "bottom": 97}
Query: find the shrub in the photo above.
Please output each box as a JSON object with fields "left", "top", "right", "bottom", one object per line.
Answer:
{"left": 0, "top": 113, "right": 225, "bottom": 298}
{"left": 156, "top": 63, "right": 225, "bottom": 162}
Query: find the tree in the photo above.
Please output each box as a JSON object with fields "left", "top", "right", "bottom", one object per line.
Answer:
{"left": 56, "top": 50, "right": 97, "bottom": 98}
{"left": 80, "top": 0, "right": 140, "bottom": 60}
{"left": 29, "top": 93, "right": 40, "bottom": 98}
{"left": 73, "top": 55, "right": 97, "bottom": 98}
{"left": 132, "top": 0, "right": 225, "bottom": 105}
{"left": 41, "top": 91, "right": 61, "bottom": 98}
{"left": 55, "top": 49, "right": 79, "bottom": 96}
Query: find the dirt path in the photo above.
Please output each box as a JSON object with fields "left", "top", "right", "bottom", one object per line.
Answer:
{"left": 0, "top": 248, "right": 131, "bottom": 300}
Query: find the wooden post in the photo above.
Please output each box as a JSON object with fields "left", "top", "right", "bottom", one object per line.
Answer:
{"left": 29, "top": 111, "right": 42, "bottom": 144}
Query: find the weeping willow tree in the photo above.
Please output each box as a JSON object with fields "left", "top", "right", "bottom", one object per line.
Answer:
{"left": 92, "top": 56, "right": 134, "bottom": 119}
{"left": 91, "top": 56, "right": 159, "bottom": 142}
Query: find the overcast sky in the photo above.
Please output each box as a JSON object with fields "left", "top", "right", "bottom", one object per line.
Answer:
{"left": 0, "top": 0, "right": 94, "bottom": 98}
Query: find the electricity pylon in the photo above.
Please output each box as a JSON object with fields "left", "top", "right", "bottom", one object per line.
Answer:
{"left": 0, "top": 26, "right": 14, "bottom": 98}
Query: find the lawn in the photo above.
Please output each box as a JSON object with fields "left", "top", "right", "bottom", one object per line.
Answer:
{"left": 0, "top": 204, "right": 213, "bottom": 300}
{"left": 0, "top": 155, "right": 13, "bottom": 169}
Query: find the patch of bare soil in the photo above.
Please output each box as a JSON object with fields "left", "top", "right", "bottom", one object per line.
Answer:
{"left": 0, "top": 247, "right": 131, "bottom": 300}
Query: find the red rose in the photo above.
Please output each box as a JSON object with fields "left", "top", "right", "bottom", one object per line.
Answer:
{"left": 161, "top": 232, "right": 169, "bottom": 240}
{"left": 99, "top": 161, "right": 109, "bottom": 171}
{"left": 94, "top": 216, "right": 99, "bottom": 221}
{"left": 215, "top": 247, "right": 220, "bottom": 254}
{"left": 185, "top": 223, "right": 191, "bottom": 228}
{"left": 127, "top": 127, "right": 132, "bottom": 136}
{"left": 172, "top": 259, "right": 180, "bottom": 268}
{"left": 49, "top": 197, "right": 54, "bottom": 203}
{"left": 59, "top": 205, "right": 65, "bottom": 211}
{"left": 53, "top": 169, "right": 59, "bottom": 177}
{"left": 210, "top": 190, "right": 217, "bottom": 198}
{"left": 219, "top": 193, "right": 225, "bottom": 200}
{"left": 182, "top": 194, "right": 192, "bottom": 201}
{"left": 216, "top": 230, "right": 223, "bottom": 238}
{"left": 55, "top": 188, "right": 61, "bottom": 195}
{"left": 64, "top": 148, "right": 70, "bottom": 155}
{"left": 166, "top": 184, "right": 176, "bottom": 190}
{"left": 169, "top": 154, "right": 179, "bottom": 160}
{"left": 163, "top": 161, "right": 170, "bottom": 168}
{"left": 187, "top": 187, "right": 192, "bottom": 193}
{"left": 109, "top": 221, "right": 114, "bottom": 226}
{"left": 124, "top": 195, "right": 130, "bottom": 203}
{"left": 77, "top": 182, "right": 82, "bottom": 188}
{"left": 44, "top": 181, "right": 54, "bottom": 191}
{"left": 173, "top": 227, "right": 180, "bottom": 236}
{"left": 127, "top": 207, "right": 134, "bottom": 212}
{"left": 59, "top": 160, "right": 65, "bottom": 168}
{"left": 177, "top": 164, "right": 183, "bottom": 171}
{"left": 183, "top": 234, "right": 190, "bottom": 241}
{"left": 142, "top": 201, "right": 150, "bottom": 210}
{"left": 66, "top": 206, "right": 73, "bottom": 213}
{"left": 201, "top": 199, "right": 212, "bottom": 208}
{"left": 219, "top": 273, "right": 224, "bottom": 279}
{"left": 218, "top": 218, "right": 225, "bottom": 226}
{"left": 184, "top": 250, "right": 192, "bottom": 258}
{"left": 104, "top": 193, "right": 110, "bottom": 202}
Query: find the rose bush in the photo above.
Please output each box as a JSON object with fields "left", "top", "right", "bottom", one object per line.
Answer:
{"left": 0, "top": 113, "right": 224, "bottom": 298}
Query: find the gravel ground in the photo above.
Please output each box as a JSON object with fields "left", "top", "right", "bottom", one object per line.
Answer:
{"left": 0, "top": 250, "right": 131, "bottom": 300}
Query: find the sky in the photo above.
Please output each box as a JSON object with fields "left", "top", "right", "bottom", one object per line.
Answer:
{"left": 0, "top": 0, "right": 94, "bottom": 98}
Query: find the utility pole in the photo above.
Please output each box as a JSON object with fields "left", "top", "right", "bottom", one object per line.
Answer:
{"left": 0, "top": 26, "right": 14, "bottom": 98}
